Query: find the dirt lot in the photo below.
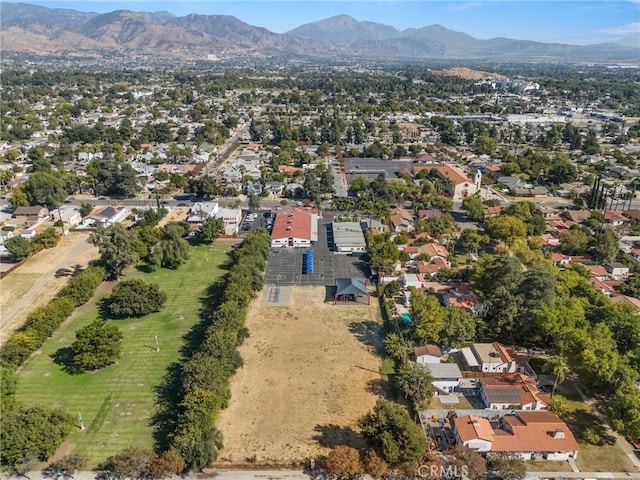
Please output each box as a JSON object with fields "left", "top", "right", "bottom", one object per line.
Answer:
{"left": 0, "top": 232, "right": 99, "bottom": 345}
{"left": 216, "top": 285, "right": 383, "bottom": 465}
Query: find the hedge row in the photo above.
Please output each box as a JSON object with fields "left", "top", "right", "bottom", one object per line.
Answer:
{"left": 0, "top": 265, "right": 107, "bottom": 370}
{"left": 166, "top": 230, "right": 271, "bottom": 471}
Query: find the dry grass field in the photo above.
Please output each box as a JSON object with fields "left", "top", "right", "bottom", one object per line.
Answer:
{"left": 216, "top": 285, "right": 384, "bottom": 465}
{"left": 0, "top": 232, "right": 99, "bottom": 345}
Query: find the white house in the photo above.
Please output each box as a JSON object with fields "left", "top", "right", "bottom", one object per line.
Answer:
{"left": 605, "top": 262, "right": 630, "bottom": 280}
{"left": 413, "top": 344, "right": 442, "bottom": 364}
{"left": 424, "top": 363, "right": 463, "bottom": 394}
{"left": 401, "top": 273, "right": 426, "bottom": 289}
{"left": 453, "top": 411, "right": 579, "bottom": 461}
{"left": 213, "top": 207, "right": 242, "bottom": 235}
{"left": 187, "top": 202, "right": 219, "bottom": 224}
{"left": 20, "top": 228, "right": 39, "bottom": 239}
{"left": 58, "top": 208, "right": 82, "bottom": 227}
{"left": 461, "top": 342, "right": 518, "bottom": 373}
{"left": 81, "top": 206, "right": 129, "bottom": 227}
{"left": 479, "top": 373, "right": 550, "bottom": 411}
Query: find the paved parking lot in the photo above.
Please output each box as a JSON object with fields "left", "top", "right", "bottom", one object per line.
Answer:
{"left": 264, "top": 219, "right": 370, "bottom": 286}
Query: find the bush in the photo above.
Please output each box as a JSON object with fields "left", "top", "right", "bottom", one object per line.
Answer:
{"left": 4, "top": 236, "right": 32, "bottom": 261}
{"left": 581, "top": 427, "right": 602, "bottom": 445}
{"left": 108, "top": 279, "right": 167, "bottom": 318}
{"left": 24, "top": 297, "right": 75, "bottom": 342}
{"left": 0, "top": 404, "right": 74, "bottom": 466}
{"left": 58, "top": 266, "right": 107, "bottom": 306}
{"left": 71, "top": 321, "right": 123, "bottom": 371}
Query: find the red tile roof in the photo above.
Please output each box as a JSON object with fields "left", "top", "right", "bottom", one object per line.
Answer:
{"left": 414, "top": 344, "right": 443, "bottom": 358}
{"left": 455, "top": 412, "right": 579, "bottom": 454}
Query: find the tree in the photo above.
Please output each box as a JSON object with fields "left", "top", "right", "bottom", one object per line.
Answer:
{"left": 439, "top": 307, "right": 476, "bottom": 348}
{"left": 383, "top": 333, "right": 412, "bottom": 366}
{"left": 4, "top": 236, "right": 32, "bottom": 261}
{"left": 148, "top": 452, "right": 185, "bottom": 479}
{"left": 359, "top": 400, "right": 427, "bottom": 466}
{"left": 89, "top": 224, "right": 140, "bottom": 279}
{"left": 488, "top": 453, "right": 526, "bottom": 480}
{"left": 368, "top": 240, "right": 399, "bottom": 274}
{"left": 550, "top": 355, "right": 569, "bottom": 398}
{"left": 608, "top": 381, "right": 640, "bottom": 438}
{"left": 71, "top": 321, "right": 123, "bottom": 371}
{"left": 79, "top": 203, "right": 93, "bottom": 217}
{"left": 0, "top": 405, "right": 74, "bottom": 467}
{"left": 101, "top": 447, "right": 154, "bottom": 480}
{"left": 484, "top": 215, "right": 527, "bottom": 246}
{"left": 325, "top": 446, "right": 364, "bottom": 478}
{"left": 247, "top": 193, "right": 260, "bottom": 212}
{"left": 21, "top": 171, "right": 67, "bottom": 205}
{"left": 149, "top": 224, "right": 190, "bottom": 270}
{"left": 410, "top": 288, "right": 445, "bottom": 344}
{"left": 461, "top": 195, "right": 484, "bottom": 222}
{"left": 363, "top": 450, "right": 388, "bottom": 478}
{"left": 593, "top": 228, "right": 619, "bottom": 263}
{"left": 444, "top": 446, "right": 487, "bottom": 480}
{"left": 108, "top": 280, "right": 167, "bottom": 318}
{"left": 459, "top": 229, "right": 489, "bottom": 256}
{"left": 199, "top": 217, "right": 224, "bottom": 243}
{"left": 394, "top": 362, "right": 434, "bottom": 405}
{"left": 559, "top": 228, "right": 590, "bottom": 255}
{"left": 44, "top": 453, "right": 88, "bottom": 479}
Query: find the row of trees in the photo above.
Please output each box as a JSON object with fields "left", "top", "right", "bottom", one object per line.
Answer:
{"left": 161, "top": 229, "right": 271, "bottom": 470}
{"left": 0, "top": 265, "right": 106, "bottom": 469}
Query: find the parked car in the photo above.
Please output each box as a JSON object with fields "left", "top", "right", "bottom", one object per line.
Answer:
{"left": 530, "top": 348, "right": 546, "bottom": 355}
{"left": 515, "top": 346, "right": 529, "bottom": 354}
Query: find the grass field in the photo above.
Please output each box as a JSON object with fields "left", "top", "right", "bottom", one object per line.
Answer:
{"left": 15, "top": 242, "right": 232, "bottom": 467}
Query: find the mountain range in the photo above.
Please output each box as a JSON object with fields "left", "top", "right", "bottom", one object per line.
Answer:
{"left": 1, "top": 2, "right": 638, "bottom": 63}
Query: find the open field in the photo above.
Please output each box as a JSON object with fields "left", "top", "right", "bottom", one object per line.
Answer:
{"left": 216, "top": 285, "right": 384, "bottom": 465}
{"left": 15, "top": 242, "right": 232, "bottom": 467}
{"left": 0, "top": 232, "right": 99, "bottom": 345}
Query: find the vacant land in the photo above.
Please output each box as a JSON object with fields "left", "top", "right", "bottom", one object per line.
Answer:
{"left": 216, "top": 285, "right": 384, "bottom": 465}
{"left": 0, "top": 232, "right": 99, "bottom": 345}
{"left": 15, "top": 242, "right": 231, "bottom": 467}
{"left": 555, "top": 382, "right": 636, "bottom": 472}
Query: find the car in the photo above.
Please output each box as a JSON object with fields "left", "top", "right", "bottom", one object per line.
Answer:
{"left": 242, "top": 225, "right": 251, "bottom": 231}
{"left": 515, "top": 346, "right": 528, "bottom": 354}
{"left": 627, "top": 437, "right": 640, "bottom": 450}
{"left": 530, "top": 348, "right": 546, "bottom": 355}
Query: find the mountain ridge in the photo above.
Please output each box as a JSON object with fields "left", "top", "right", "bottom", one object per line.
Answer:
{"left": 1, "top": 3, "right": 638, "bottom": 62}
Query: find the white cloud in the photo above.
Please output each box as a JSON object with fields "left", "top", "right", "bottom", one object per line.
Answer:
{"left": 600, "top": 22, "right": 640, "bottom": 35}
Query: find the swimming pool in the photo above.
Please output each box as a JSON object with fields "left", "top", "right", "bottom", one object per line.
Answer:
{"left": 401, "top": 313, "right": 412, "bottom": 323}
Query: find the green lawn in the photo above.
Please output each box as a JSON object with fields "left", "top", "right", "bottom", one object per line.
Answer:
{"left": 15, "top": 242, "right": 231, "bottom": 467}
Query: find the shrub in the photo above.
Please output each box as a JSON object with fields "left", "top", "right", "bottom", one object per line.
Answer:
{"left": 108, "top": 279, "right": 167, "bottom": 318}
{"left": 58, "top": 266, "right": 107, "bottom": 306}
{"left": 71, "top": 321, "right": 123, "bottom": 371}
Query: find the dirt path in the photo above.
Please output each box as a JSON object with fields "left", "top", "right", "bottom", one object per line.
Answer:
{"left": 216, "top": 285, "right": 383, "bottom": 465}
{"left": 0, "top": 232, "right": 99, "bottom": 345}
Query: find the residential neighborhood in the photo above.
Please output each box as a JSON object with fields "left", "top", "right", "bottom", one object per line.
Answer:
{"left": 1, "top": 27, "right": 640, "bottom": 480}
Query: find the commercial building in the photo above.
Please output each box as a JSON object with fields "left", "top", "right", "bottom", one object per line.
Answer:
{"left": 270, "top": 206, "right": 318, "bottom": 248}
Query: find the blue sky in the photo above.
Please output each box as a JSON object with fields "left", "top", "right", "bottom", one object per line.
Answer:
{"left": 20, "top": 1, "right": 640, "bottom": 45}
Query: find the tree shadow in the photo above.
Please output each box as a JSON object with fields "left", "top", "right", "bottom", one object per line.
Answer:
{"left": 353, "top": 260, "right": 372, "bottom": 278}
{"left": 135, "top": 264, "right": 155, "bottom": 274}
{"left": 366, "top": 378, "right": 388, "bottom": 396}
{"left": 566, "top": 408, "right": 617, "bottom": 446}
{"left": 348, "top": 320, "right": 383, "bottom": 354}
{"left": 150, "top": 361, "right": 184, "bottom": 452}
{"left": 50, "top": 346, "right": 84, "bottom": 375}
{"left": 96, "top": 297, "right": 112, "bottom": 321}
{"left": 312, "top": 424, "right": 365, "bottom": 450}
{"left": 179, "top": 279, "right": 226, "bottom": 358}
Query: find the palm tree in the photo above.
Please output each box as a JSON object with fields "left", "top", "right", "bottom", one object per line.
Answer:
{"left": 551, "top": 355, "right": 569, "bottom": 398}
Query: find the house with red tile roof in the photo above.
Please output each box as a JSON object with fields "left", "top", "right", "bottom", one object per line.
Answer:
{"left": 412, "top": 164, "right": 481, "bottom": 201}
{"left": 610, "top": 295, "right": 640, "bottom": 311}
{"left": 551, "top": 252, "right": 571, "bottom": 267}
{"left": 390, "top": 207, "right": 415, "bottom": 233}
{"left": 604, "top": 209, "right": 629, "bottom": 226}
{"left": 453, "top": 411, "right": 579, "bottom": 460}
{"left": 413, "top": 344, "right": 442, "bottom": 364}
{"left": 479, "top": 373, "right": 550, "bottom": 410}
{"left": 270, "top": 206, "right": 318, "bottom": 248}
{"left": 483, "top": 205, "right": 502, "bottom": 218}
{"left": 585, "top": 264, "right": 610, "bottom": 281}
